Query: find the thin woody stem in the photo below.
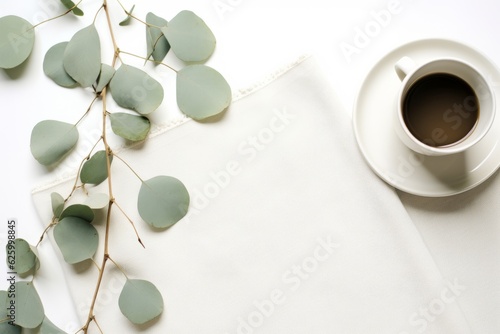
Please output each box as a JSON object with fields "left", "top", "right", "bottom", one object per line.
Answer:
{"left": 119, "top": 50, "right": 178, "bottom": 73}
{"left": 83, "top": 1, "right": 121, "bottom": 332}
{"left": 32, "top": 0, "right": 85, "bottom": 29}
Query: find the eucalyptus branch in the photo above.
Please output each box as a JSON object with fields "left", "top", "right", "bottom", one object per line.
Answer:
{"left": 81, "top": 2, "right": 118, "bottom": 330}
{"left": 1, "top": 0, "right": 230, "bottom": 331}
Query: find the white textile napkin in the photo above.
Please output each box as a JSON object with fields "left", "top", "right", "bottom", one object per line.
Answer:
{"left": 32, "top": 56, "right": 472, "bottom": 333}
{"left": 398, "top": 176, "right": 500, "bottom": 333}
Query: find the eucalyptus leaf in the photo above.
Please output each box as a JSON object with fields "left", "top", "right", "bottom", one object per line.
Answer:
{"left": 43, "top": 42, "right": 78, "bottom": 88}
{"left": 59, "top": 204, "right": 94, "bottom": 223}
{"left": 161, "top": 10, "right": 215, "bottom": 62}
{"left": 119, "top": 279, "right": 164, "bottom": 325}
{"left": 63, "top": 25, "right": 101, "bottom": 87}
{"left": 0, "top": 15, "right": 35, "bottom": 69}
{"left": 51, "top": 192, "right": 65, "bottom": 218}
{"left": 80, "top": 150, "right": 112, "bottom": 185}
{"left": 0, "top": 291, "right": 22, "bottom": 333}
{"left": 54, "top": 216, "right": 98, "bottom": 264}
{"left": 40, "top": 316, "right": 67, "bottom": 334}
{"left": 30, "top": 120, "right": 79, "bottom": 166}
{"left": 176, "top": 65, "right": 231, "bottom": 120}
{"left": 60, "top": 0, "right": 84, "bottom": 16}
{"left": 109, "top": 112, "right": 151, "bottom": 141}
{"left": 138, "top": 176, "right": 190, "bottom": 229}
{"left": 6, "top": 239, "right": 40, "bottom": 277}
{"left": 95, "top": 63, "right": 115, "bottom": 93}
{"left": 119, "top": 5, "right": 135, "bottom": 26}
{"left": 145, "top": 12, "right": 170, "bottom": 63}
{"left": 12, "top": 281, "right": 45, "bottom": 328}
{"left": 109, "top": 64, "right": 164, "bottom": 115}
{"left": 0, "top": 322, "right": 21, "bottom": 334}
{"left": 84, "top": 192, "right": 109, "bottom": 209}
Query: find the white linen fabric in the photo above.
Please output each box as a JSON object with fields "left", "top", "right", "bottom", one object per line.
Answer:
{"left": 398, "top": 181, "right": 500, "bottom": 334}
{"left": 32, "top": 56, "right": 473, "bottom": 333}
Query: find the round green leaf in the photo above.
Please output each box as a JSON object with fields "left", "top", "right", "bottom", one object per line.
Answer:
{"left": 51, "top": 192, "right": 65, "bottom": 218}
{"left": 84, "top": 192, "right": 109, "bottom": 209}
{"left": 0, "top": 15, "right": 35, "bottom": 69}
{"left": 109, "top": 64, "right": 164, "bottom": 115}
{"left": 43, "top": 42, "right": 78, "bottom": 88}
{"left": 30, "top": 120, "right": 79, "bottom": 166}
{"left": 80, "top": 150, "right": 112, "bottom": 185}
{"left": 119, "top": 279, "right": 164, "bottom": 325}
{"left": 40, "top": 316, "right": 66, "bottom": 334}
{"left": 138, "top": 176, "right": 190, "bottom": 229}
{"left": 95, "top": 63, "right": 115, "bottom": 93}
{"left": 54, "top": 216, "right": 98, "bottom": 264}
{"left": 109, "top": 112, "right": 151, "bottom": 141}
{"left": 59, "top": 204, "right": 94, "bottom": 222}
{"left": 12, "top": 281, "right": 45, "bottom": 328}
{"left": 145, "top": 12, "right": 170, "bottom": 63}
{"left": 60, "top": 0, "right": 84, "bottom": 16}
{"left": 177, "top": 65, "right": 231, "bottom": 120}
{"left": 63, "top": 25, "right": 101, "bottom": 87}
{"left": 0, "top": 322, "right": 21, "bottom": 334}
{"left": 6, "top": 239, "right": 39, "bottom": 277}
{"left": 0, "top": 291, "right": 22, "bottom": 333}
{"left": 161, "top": 10, "right": 215, "bottom": 62}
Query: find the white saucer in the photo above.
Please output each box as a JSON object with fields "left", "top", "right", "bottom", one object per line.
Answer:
{"left": 353, "top": 38, "right": 500, "bottom": 197}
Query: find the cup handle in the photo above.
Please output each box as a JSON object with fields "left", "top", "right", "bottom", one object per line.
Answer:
{"left": 395, "top": 56, "right": 416, "bottom": 81}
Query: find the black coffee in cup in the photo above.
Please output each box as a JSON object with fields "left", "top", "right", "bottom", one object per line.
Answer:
{"left": 402, "top": 73, "right": 479, "bottom": 147}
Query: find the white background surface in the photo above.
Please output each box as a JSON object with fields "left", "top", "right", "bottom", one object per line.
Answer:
{"left": 1, "top": 0, "right": 500, "bottom": 332}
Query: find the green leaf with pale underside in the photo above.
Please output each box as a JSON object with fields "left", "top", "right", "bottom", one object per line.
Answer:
{"left": 60, "top": 0, "right": 84, "bottom": 16}
{"left": 51, "top": 192, "right": 65, "bottom": 218}
{"left": 145, "top": 12, "right": 170, "bottom": 63}
{"left": 177, "top": 65, "right": 231, "bottom": 120}
{"left": 84, "top": 192, "right": 109, "bottom": 209}
{"left": 80, "top": 150, "right": 112, "bottom": 185}
{"left": 119, "top": 5, "right": 135, "bottom": 26}
{"left": 109, "top": 112, "right": 151, "bottom": 141}
{"left": 95, "top": 63, "right": 115, "bottom": 93}
{"left": 30, "top": 120, "right": 79, "bottom": 166}
{"left": 54, "top": 216, "right": 98, "bottom": 264}
{"left": 161, "top": 10, "right": 215, "bottom": 62}
{"left": 0, "top": 15, "right": 35, "bottom": 69}
{"left": 109, "top": 64, "right": 163, "bottom": 115}
{"left": 138, "top": 176, "right": 190, "bottom": 229}
{"left": 43, "top": 42, "right": 78, "bottom": 88}
{"left": 119, "top": 279, "right": 164, "bottom": 325}
{"left": 12, "top": 281, "right": 45, "bottom": 328}
{"left": 5, "top": 239, "right": 39, "bottom": 277}
{"left": 63, "top": 25, "right": 101, "bottom": 87}
{"left": 59, "top": 204, "right": 94, "bottom": 222}
{"left": 0, "top": 291, "right": 22, "bottom": 333}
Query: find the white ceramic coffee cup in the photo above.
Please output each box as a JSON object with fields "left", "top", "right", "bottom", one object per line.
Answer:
{"left": 394, "top": 56, "right": 495, "bottom": 156}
